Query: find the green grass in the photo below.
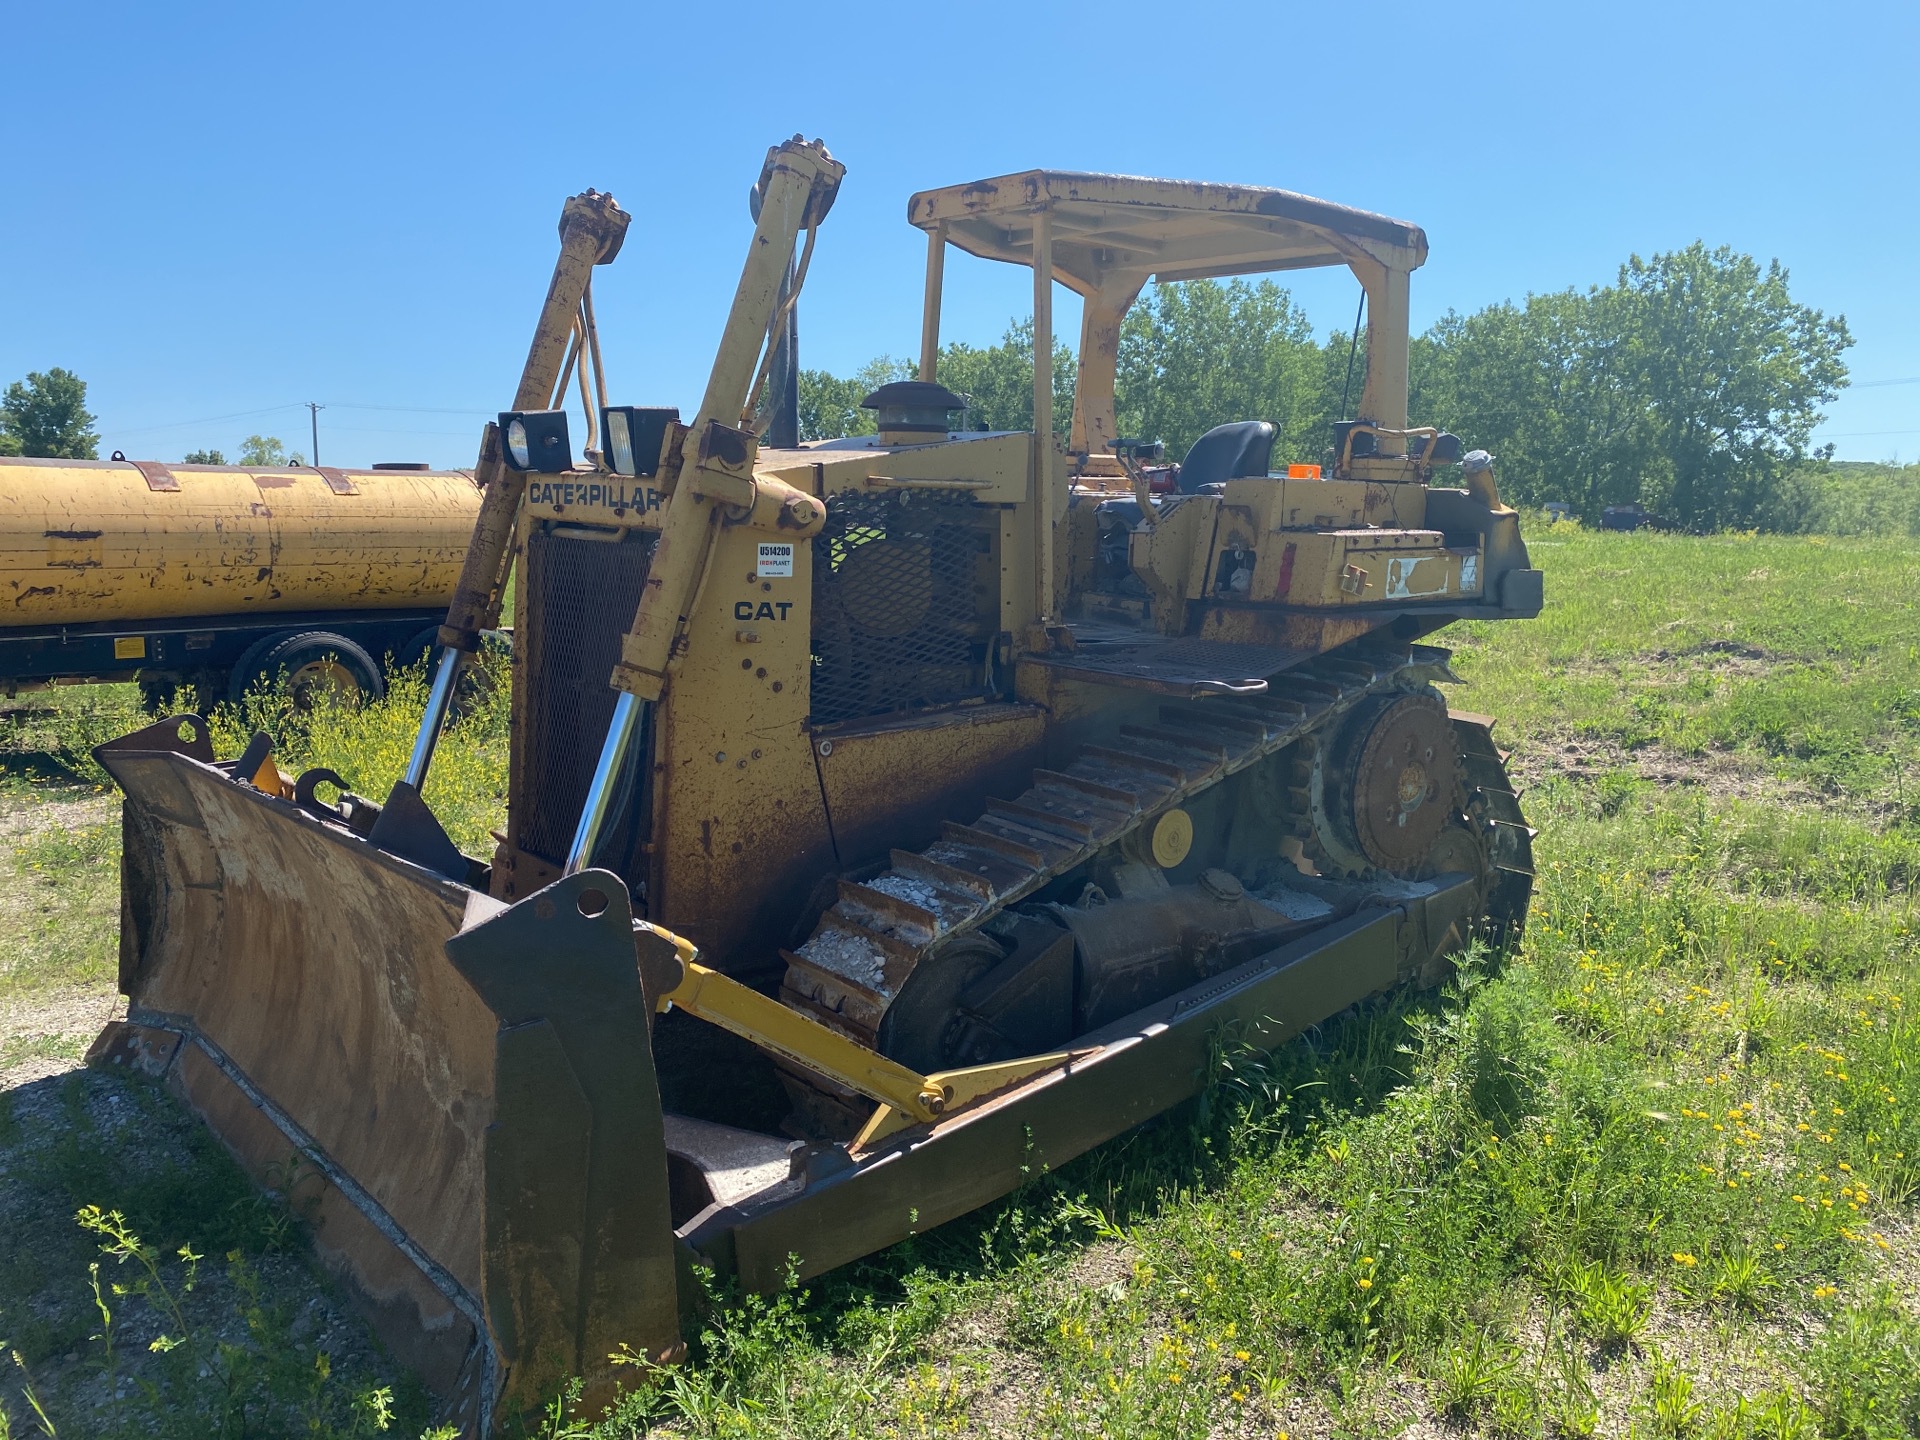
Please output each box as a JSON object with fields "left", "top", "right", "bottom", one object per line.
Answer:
{"left": 4, "top": 525, "right": 1919, "bottom": 1438}
{"left": 0, "top": 813, "right": 121, "bottom": 1011}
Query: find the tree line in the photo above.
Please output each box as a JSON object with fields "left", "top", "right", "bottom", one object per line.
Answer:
{"left": 5, "top": 240, "right": 1861, "bottom": 533}
{"left": 799, "top": 241, "right": 1856, "bottom": 533}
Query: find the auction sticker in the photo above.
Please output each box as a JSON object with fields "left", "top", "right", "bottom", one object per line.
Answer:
{"left": 756, "top": 542, "right": 795, "bottom": 578}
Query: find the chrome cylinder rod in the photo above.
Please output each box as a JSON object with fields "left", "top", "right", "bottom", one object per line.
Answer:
{"left": 401, "top": 647, "right": 464, "bottom": 791}
{"left": 565, "top": 690, "right": 641, "bottom": 874}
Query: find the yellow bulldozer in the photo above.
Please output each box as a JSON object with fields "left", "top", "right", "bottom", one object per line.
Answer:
{"left": 87, "top": 138, "right": 1539, "bottom": 1433}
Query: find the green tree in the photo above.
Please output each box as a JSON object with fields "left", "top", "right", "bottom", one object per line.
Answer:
{"left": 1413, "top": 245, "right": 1850, "bottom": 528}
{"left": 183, "top": 448, "right": 226, "bottom": 464}
{"left": 934, "top": 319, "right": 1074, "bottom": 438}
{"left": 1412, "top": 290, "right": 1649, "bottom": 514}
{"left": 0, "top": 367, "right": 99, "bottom": 458}
{"left": 237, "top": 435, "right": 306, "bottom": 467}
{"left": 798, "top": 243, "right": 1848, "bottom": 532}
{"left": 1612, "top": 243, "right": 1850, "bottom": 529}
{"left": 1118, "top": 278, "right": 1327, "bottom": 462}
{"left": 797, "top": 356, "right": 912, "bottom": 441}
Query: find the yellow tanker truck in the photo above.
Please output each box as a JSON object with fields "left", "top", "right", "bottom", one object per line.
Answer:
{"left": 0, "top": 455, "right": 482, "bottom": 706}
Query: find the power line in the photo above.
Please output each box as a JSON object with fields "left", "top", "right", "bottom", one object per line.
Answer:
{"left": 107, "top": 403, "right": 305, "bottom": 437}
{"left": 321, "top": 401, "right": 494, "bottom": 416}
{"left": 106, "top": 399, "right": 493, "bottom": 441}
{"left": 320, "top": 424, "right": 483, "bottom": 437}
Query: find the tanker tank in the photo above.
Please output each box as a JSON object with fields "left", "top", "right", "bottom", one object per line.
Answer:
{"left": 0, "top": 455, "right": 483, "bottom": 704}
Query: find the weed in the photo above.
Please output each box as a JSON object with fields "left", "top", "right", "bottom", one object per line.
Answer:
{"left": 1707, "top": 1247, "right": 1778, "bottom": 1312}
{"left": 1648, "top": 1349, "right": 1705, "bottom": 1435}
{"left": 1545, "top": 1334, "right": 1601, "bottom": 1438}
{"left": 1565, "top": 1260, "right": 1653, "bottom": 1346}
{"left": 1433, "top": 1327, "right": 1515, "bottom": 1418}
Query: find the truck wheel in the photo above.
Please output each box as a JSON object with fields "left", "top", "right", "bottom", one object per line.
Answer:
{"left": 399, "top": 624, "right": 443, "bottom": 675}
{"left": 229, "top": 630, "right": 385, "bottom": 711}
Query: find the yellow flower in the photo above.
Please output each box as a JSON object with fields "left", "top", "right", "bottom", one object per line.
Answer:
{"left": 1235, "top": 1349, "right": 1251, "bottom": 1362}
{"left": 1229, "top": 1249, "right": 1243, "bottom": 1261}
{"left": 1357, "top": 1276, "right": 1373, "bottom": 1289}
{"left": 1672, "top": 1252, "right": 1698, "bottom": 1267}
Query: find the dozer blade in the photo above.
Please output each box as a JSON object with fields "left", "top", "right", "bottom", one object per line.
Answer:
{"left": 88, "top": 717, "right": 681, "bottom": 1436}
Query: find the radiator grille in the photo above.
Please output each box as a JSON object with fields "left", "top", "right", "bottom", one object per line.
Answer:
{"left": 514, "top": 526, "right": 657, "bottom": 866}
{"left": 809, "top": 491, "right": 995, "bottom": 726}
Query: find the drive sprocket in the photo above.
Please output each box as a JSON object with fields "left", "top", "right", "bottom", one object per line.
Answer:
{"left": 1291, "top": 689, "right": 1466, "bottom": 879}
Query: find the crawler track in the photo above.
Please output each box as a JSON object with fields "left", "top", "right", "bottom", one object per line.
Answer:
{"left": 780, "top": 644, "right": 1534, "bottom": 1081}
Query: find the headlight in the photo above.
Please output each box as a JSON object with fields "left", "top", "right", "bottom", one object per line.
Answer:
{"left": 599, "top": 405, "right": 680, "bottom": 478}
{"left": 605, "top": 409, "right": 632, "bottom": 475}
{"left": 497, "top": 410, "right": 572, "bottom": 472}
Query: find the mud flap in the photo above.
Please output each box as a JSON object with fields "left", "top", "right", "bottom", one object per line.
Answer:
{"left": 445, "top": 871, "right": 683, "bottom": 1417}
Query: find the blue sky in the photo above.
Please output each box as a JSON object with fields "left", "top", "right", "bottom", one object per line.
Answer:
{"left": 4, "top": 0, "right": 1914, "bottom": 470}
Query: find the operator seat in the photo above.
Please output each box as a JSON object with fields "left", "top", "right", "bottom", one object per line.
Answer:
{"left": 1178, "top": 420, "right": 1276, "bottom": 492}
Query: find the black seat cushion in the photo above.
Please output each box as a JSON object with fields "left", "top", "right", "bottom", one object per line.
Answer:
{"left": 1179, "top": 421, "right": 1276, "bottom": 492}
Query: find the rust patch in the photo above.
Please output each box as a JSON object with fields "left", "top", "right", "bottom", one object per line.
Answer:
{"left": 128, "top": 458, "right": 180, "bottom": 492}
{"left": 252, "top": 473, "right": 296, "bottom": 489}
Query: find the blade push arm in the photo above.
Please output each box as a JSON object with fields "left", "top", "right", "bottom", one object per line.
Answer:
{"left": 635, "top": 920, "right": 1075, "bottom": 1145}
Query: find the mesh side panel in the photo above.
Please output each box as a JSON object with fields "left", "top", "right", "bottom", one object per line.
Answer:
{"left": 514, "top": 527, "right": 657, "bottom": 866}
{"left": 809, "top": 491, "right": 995, "bottom": 726}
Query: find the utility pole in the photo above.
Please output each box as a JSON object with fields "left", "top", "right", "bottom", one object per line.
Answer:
{"left": 306, "top": 401, "right": 325, "bottom": 466}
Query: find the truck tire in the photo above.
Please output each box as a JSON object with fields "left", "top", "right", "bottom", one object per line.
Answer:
{"left": 399, "top": 624, "right": 443, "bottom": 675}
{"left": 228, "top": 630, "right": 385, "bottom": 711}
